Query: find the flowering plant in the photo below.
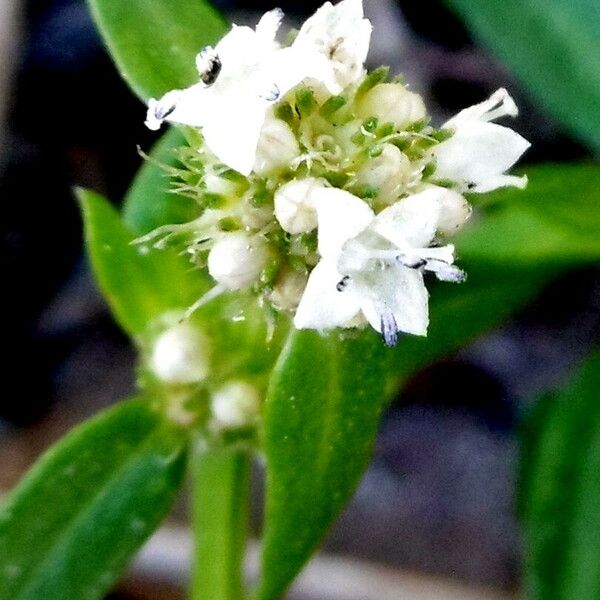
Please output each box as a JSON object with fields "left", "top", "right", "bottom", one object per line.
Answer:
{"left": 1, "top": 0, "right": 600, "bottom": 599}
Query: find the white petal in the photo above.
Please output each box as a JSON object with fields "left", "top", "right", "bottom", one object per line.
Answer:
{"left": 255, "top": 8, "right": 284, "bottom": 43}
{"left": 201, "top": 93, "right": 268, "bottom": 174}
{"left": 293, "top": 0, "right": 372, "bottom": 92}
{"left": 145, "top": 85, "right": 211, "bottom": 130}
{"left": 372, "top": 189, "right": 444, "bottom": 249}
{"left": 433, "top": 121, "right": 530, "bottom": 192}
{"left": 313, "top": 188, "right": 374, "bottom": 257}
{"left": 294, "top": 259, "right": 362, "bottom": 329}
{"left": 443, "top": 88, "right": 518, "bottom": 129}
{"left": 358, "top": 265, "right": 429, "bottom": 336}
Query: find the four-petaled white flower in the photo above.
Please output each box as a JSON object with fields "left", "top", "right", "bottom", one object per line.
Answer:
{"left": 293, "top": 186, "right": 466, "bottom": 345}
{"left": 432, "top": 88, "right": 531, "bottom": 193}
{"left": 145, "top": 0, "right": 371, "bottom": 174}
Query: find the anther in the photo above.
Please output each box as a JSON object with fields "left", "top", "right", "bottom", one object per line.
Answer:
{"left": 336, "top": 275, "right": 351, "bottom": 292}
{"left": 380, "top": 312, "right": 399, "bottom": 347}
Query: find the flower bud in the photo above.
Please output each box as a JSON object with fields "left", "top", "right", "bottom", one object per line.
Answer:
{"left": 151, "top": 322, "right": 210, "bottom": 384}
{"left": 356, "top": 144, "right": 412, "bottom": 205}
{"left": 208, "top": 232, "right": 270, "bottom": 290}
{"left": 436, "top": 188, "right": 472, "bottom": 235}
{"left": 269, "top": 269, "right": 308, "bottom": 311}
{"left": 211, "top": 380, "right": 261, "bottom": 429}
{"left": 358, "top": 83, "right": 426, "bottom": 129}
{"left": 274, "top": 178, "right": 324, "bottom": 234}
{"left": 253, "top": 114, "right": 300, "bottom": 176}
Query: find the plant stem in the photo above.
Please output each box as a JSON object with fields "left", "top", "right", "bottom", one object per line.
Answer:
{"left": 191, "top": 444, "right": 250, "bottom": 600}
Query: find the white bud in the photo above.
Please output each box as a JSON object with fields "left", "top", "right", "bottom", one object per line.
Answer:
{"left": 208, "top": 232, "right": 270, "bottom": 290}
{"left": 211, "top": 380, "right": 261, "bottom": 429}
{"left": 358, "top": 83, "right": 426, "bottom": 129}
{"left": 269, "top": 269, "right": 308, "bottom": 311}
{"left": 151, "top": 322, "right": 210, "bottom": 384}
{"left": 356, "top": 144, "right": 412, "bottom": 204}
{"left": 436, "top": 188, "right": 472, "bottom": 235}
{"left": 274, "top": 178, "right": 324, "bottom": 234}
{"left": 253, "top": 115, "right": 300, "bottom": 176}
{"left": 204, "top": 172, "right": 239, "bottom": 197}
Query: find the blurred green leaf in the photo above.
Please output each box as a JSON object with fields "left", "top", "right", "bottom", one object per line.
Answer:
{"left": 87, "top": 0, "right": 227, "bottom": 101}
{"left": 520, "top": 350, "right": 600, "bottom": 600}
{"left": 457, "top": 164, "right": 600, "bottom": 264}
{"left": 0, "top": 398, "right": 187, "bottom": 600}
{"left": 124, "top": 128, "right": 200, "bottom": 235}
{"left": 443, "top": 0, "right": 600, "bottom": 153}
{"left": 80, "top": 188, "right": 204, "bottom": 336}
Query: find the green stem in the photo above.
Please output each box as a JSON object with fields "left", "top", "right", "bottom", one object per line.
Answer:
{"left": 191, "top": 445, "right": 250, "bottom": 600}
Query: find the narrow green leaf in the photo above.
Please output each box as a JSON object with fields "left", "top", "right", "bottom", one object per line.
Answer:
{"left": 443, "top": 0, "right": 600, "bottom": 153}
{"left": 87, "top": 0, "right": 227, "bottom": 101}
{"left": 258, "top": 329, "right": 389, "bottom": 600}
{"left": 520, "top": 350, "right": 600, "bottom": 600}
{"left": 80, "top": 188, "right": 204, "bottom": 335}
{"left": 124, "top": 128, "right": 200, "bottom": 235}
{"left": 0, "top": 398, "right": 188, "bottom": 600}
{"left": 457, "top": 164, "right": 600, "bottom": 265}
{"left": 192, "top": 447, "right": 250, "bottom": 600}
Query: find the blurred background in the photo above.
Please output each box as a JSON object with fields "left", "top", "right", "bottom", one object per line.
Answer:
{"left": 1, "top": 0, "right": 598, "bottom": 598}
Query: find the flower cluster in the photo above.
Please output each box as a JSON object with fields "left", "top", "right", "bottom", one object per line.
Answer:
{"left": 143, "top": 0, "right": 529, "bottom": 346}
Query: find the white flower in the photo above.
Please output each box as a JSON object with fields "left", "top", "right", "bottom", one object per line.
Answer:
{"left": 292, "top": 0, "right": 372, "bottom": 93}
{"left": 293, "top": 186, "right": 465, "bottom": 344}
{"left": 211, "top": 380, "right": 261, "bottom": 430}
{"left": 151, "top": 322, "right": 210, "bottom": 384}
{"left": 432, "top": 88, "right": 531, "bottom": 193}
{"left": 145, "top": 0, "right": 372, "bottom": 174}
{"left": 207, "top": 232, "right": 270, "bottom": 290}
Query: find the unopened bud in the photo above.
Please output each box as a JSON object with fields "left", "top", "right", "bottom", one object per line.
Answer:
{"left": 269, "top": 269, "right": 308, "bottom": 311}
{"left": 274, "top": 178, "right": 324, "bottom": 234}
{"left": 435, "top": 188, "right": 472, "bottom": 235}
{"left": 356, "top": 144, "right": 412, "bottom": 204}
{"left": 208, "top": 232, "right": 270, "bottom": 290}
{"left": 358, "top": 83, "right": 426, "bottom": 129}
{"left": 254, "top": 114, "right": 300, "bottom": 176}
{"left": 211, "top": 380, "right": 261, "bottom": 429}
{"left": 151, "top": 322, "right": 210, "bottom": 384}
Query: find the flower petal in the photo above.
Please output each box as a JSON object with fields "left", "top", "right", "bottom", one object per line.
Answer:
{"left": 312, "top": 188, "right": 374, "bottom": 257}
{"left": 433, "top": 121, "right": 530, "bottom": 192}
{"left": 443, "top": 88, "right": 518, "bottom": 129}
{"left": 294, "top": 258, "right": 362, "bottom": 329}
{"left": 358, "top": 265, "right": 429, "bottom": 336}
{"left": 293, "top": 0, "right": 372, "bottom": 92}
{"left": 371, "top": 189, "right": 444, "bottom": 248}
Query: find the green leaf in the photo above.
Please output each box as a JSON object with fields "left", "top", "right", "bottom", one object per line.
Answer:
{"left": 192, "top": 447, "right": 250, "bottom": 600}
{"left": 87, "top": 0, "right": 227, "bottom": 101}
{"left": 80, "top": 188, "right": 204, "bottom": 335}
{"left": 258, "top": 329, "right": 390, "bottom": 600}
{"left": 457, "top": 164, "right": 600, "bottom": 265}
{"left": 124, "top": 128, "right": 200, "bottom": 235}
{"left": 0, "top": 398, "right": 188, "bottom": 600}
{"left": 442, "top": 0, "right": 600, "bottom": 153}
{"left": 520, "top": 350, "right": 600, "bottom": 600}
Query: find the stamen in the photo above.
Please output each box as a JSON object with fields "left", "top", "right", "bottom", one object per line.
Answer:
{"left": 396, "top": 254, "right": 426, "bottom": 269}
{"left": 336, "top": 275, "right": 351, "bottom": 292}
{"left": 380, "top": 312, "right": 399, "bottom": 347}
{"left": 197, "top": 46, "right": 222, "bottom": 86}
{"left": 426, "top": 259, "right": 466, "bottom": 283}
{"left": 155, "top": 102, "right": 176, "bottom": 120}
{"left": 262, "top": 84, "right": 281, "bottom": 103}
